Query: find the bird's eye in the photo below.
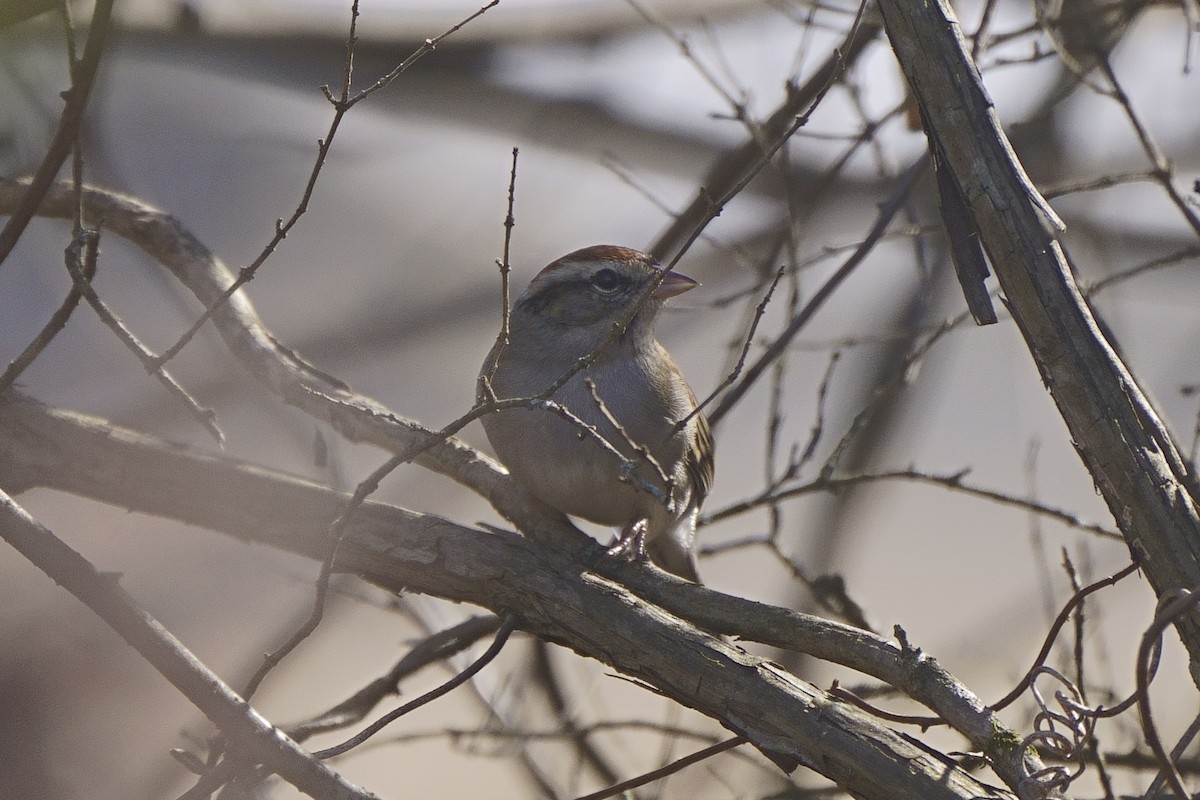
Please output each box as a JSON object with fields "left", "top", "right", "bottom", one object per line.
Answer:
{"left": 591, "top": 267, "right": 622, "bottom": 293}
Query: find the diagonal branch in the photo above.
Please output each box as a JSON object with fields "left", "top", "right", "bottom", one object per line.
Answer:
{"left": 0, "top": 489, "right": 376, "bottom": 800}
{"left": 878, "top": 0, "right": 1200, "bottom": 669}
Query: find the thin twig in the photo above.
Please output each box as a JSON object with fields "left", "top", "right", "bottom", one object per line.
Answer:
{"left": 708, "top": 155, "right": 928, "bottom": 425}
{"left": 153, "top": 0, "right": 501, "bottom": 368}
{"left": 571, "top": 735, "right": 748, "bottom": 800}
{"left": 1041, "top": 169, "right": 1161, "bottom": 199}
{"left": 1062, "top": 551, "right": 1087, "bottom": 701}
{"left": 829, "top": 682, "right": 942, "bottom": 728}
{"left": 1083, "top": 245, "right": 1200, "bottom": 295}
{"left": 62, "top": 228, "right": 222, "bottom": 443}
{"left": 314, "top": 615, "right": 518, "bottom": 760}
{"left": 675, "top": 261, "right": 786, "bottom": 433}
{"left": 649, "top": 3, "right": 879, "bottom": 263}
{"left": 1136, "top": 590, "right": 1200, "bottom": 800}
{"left": 585, "top": 378, "right": 673, "bottom": 502}
{"left": 796, "top": 348, "right": 841, "bottom": 471}
{"left": 0, "top": 238, "right": 96, "bottom": 392}
{"left": 287, "top": 615, "right": 503, "bottom": 742}
{"left": 482, "top": 146, "right": 519, "bottom": 389}
{"left": 1097, "top": 56, "right": 1200, "bottom": 239}
{"left": 990, "top": 560, "right": 1141, "bottom": 712}
{"left": 705, "top": 466, "right": 1120, "bottom": 540}
{"left": 624, "top": 0, "right": 759, "bottom": 142}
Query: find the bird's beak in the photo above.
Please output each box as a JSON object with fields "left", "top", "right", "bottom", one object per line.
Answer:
{"left": 653, "top": 270, "right": 699, "bottom": 299}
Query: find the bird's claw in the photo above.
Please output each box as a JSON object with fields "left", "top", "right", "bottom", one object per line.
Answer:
{"left": 606, "top": 518, "right": 650, "bottom": 563}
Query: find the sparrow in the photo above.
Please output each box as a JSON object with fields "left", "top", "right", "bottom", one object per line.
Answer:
{"left": 479, "top": 245, "right": 713, "bottom": 581}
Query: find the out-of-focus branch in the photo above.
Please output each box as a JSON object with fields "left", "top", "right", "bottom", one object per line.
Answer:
{"left": 0, "top": 0, "right": 55, "bottom": 29}
{"left": 707, "top": 155, "right": 927, "bottom": 425}
{"left": 648, "top": 13, "right": 882, "bottom": 264}
{"left": 0, "top": 490, "right": 377, "bottom": 800}
{"left": 0, "top": 394, "right": 1054, "bottom": 798}
{"left": 0, "top": 0, "right": 114, "bottom": 268}
{"left": 878, "top": 0, "right": 1200, "bottom": 666}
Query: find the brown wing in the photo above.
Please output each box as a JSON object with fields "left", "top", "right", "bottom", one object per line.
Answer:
{"left": 684, "top": 394, "right": 715, "bottom": 508}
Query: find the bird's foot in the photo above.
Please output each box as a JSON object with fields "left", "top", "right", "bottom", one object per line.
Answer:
{"left": 605, "top": 519, "right": 649, "bottom": 563}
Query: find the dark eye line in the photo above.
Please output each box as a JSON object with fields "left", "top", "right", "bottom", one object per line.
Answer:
{"left": 520, "top": 276, "right": 620, "bottom": 317}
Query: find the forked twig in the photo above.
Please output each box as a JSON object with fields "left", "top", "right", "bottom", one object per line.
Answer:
{"left": 153, "top": 0, "right": 501, "bottom": 369}
{"left": 63, "top": 228, "right": 222, "bottom": 442}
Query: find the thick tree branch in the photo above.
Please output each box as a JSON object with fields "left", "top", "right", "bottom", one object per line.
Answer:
{"left": 878, "top": 0, "right": 1200, "bottom": 668}
{"left": 0, "top": 393, "right": 1054, "bottom": 798}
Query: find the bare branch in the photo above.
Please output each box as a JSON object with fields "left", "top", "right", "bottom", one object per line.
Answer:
{"left": 153, "top": 0, "right": 501, "bottom": 368}
{"left": 704, "top": 467, "right": 1121, "bottom": 539}
{"left": 0, "top": 394, "right": 1055, "bottom": 797}
{"left": 61, "top": 228, "right": 222, "bottom": 443}
{"left": 0, "top": 229, "right": 96, "bottom": 392}
{"left": 288, "top": 614, "right": 503, "bottom": 743}
{"left": 708, "top": 156, "right": 927, "bottom": 425}
{"left": 571, "top": 735, "right": 748, "bottom": 800}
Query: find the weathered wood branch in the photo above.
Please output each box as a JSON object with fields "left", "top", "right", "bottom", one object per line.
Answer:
{"left": 879, "top": 0, "right": 1200, "bottom": 670}
{"left": 0, "top": 393, "right": 1045, "bottom": 798}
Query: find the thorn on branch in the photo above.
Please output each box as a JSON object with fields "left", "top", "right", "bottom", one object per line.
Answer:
{"left": 894, "top": 625, "right": 919, "bottom": 657}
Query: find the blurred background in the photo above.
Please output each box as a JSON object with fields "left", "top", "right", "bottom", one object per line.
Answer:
{"left": 1, "top": 0, "right": 1199, "bottom": 797}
